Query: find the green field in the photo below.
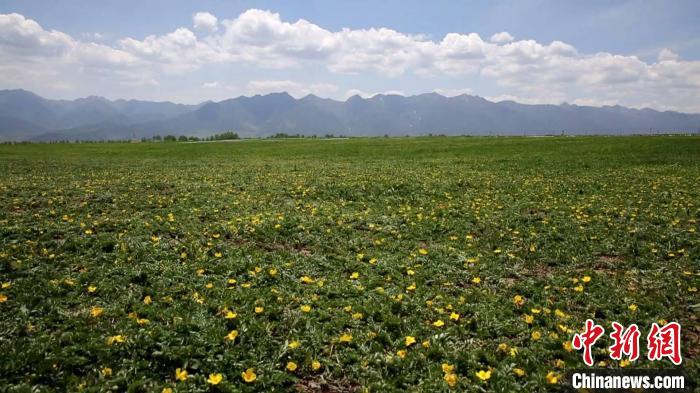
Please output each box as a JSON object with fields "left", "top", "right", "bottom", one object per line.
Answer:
{"left": 1, "top": 136, "right": 698, "bottom": 392}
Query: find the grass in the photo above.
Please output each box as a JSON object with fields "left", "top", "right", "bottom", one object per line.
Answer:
{"left": 0, "top": 136, "right": 698, "bottom": 392}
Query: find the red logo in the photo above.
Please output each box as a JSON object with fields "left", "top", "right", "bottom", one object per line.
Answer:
{"left": 647, "top": 322, "right": 682, "bottom": 365}
{"left": 572, "top": 320, "right": 682, "bottom": 366}
{"left": 572, "top": 319, "right": 605, "bottom": 366}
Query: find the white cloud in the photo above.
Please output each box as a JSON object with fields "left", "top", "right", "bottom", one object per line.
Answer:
{"left": 193, "top": 12, "right": 218, "bottom": 32}
{"left": 658, "top": 48, "right": 679, "bottom": 62}
{"left": 1, "top": 10, "right": 700, "bottom": 112}
{"left": 490, "top": 31, "right": 514, "bottom": 43}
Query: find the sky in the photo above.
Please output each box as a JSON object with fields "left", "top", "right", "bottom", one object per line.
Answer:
{"left": 1, "top": 0, "right": 699, "bottom": 112}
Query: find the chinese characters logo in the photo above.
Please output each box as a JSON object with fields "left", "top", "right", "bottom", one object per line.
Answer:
{"left": 571, "top": 319, "right": 682, "bottom": 366}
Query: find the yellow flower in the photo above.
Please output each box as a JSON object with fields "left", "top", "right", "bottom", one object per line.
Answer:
{"left": 620, "top": 359, "right": 631, "bottom": 368}
{"left": 546, "top": 371, "right": 559, "bottom": 384}
{"left": 441, "top": 363, "right": 455, "bottom": 373}
{"left": 513, "top": 368, "right": 526, "bottom": 377}
{"left": 286, "top": 362, "right": 298, "bottom": 372}
{"left": 241, "top": 368, "right": 256, "bottom": 383}
{"left": 225, "top": 330, "right": 238, "bottom": 341}
{"left": 471, "top": 277, "right": 481, "bottom": 284}
{"left": 300, "top": 304, "right": 312, "bottom": 312}
{"left": 513, "top": 295, "right": 525, "bottom": 306}
{"left": 101, "top": 367, "right": 112, "bottom": 377}
{"left": 582, "top": 275, "right": 591, "bottom": 283}
{"left": 87, "top": 285, "right": 97, "bottom": 293}
{"left": 449, "top": 312, "right": 460, "bottom": 321}
{"left": 224, "top": 310, "right": 237, "bottom": 319}
{"left": 162, "top": 388, "right": 173, "bottom": 393}
{"left": 311, "top": 360, "right": 321, "bottom": 371}
{"left": 300, "top": 276, "right": 314, "bottom": 284}
{"left": 433, "top": 319, "right": 445, "bottom": 327}
{"left": 90, "top": 306, "right": 104, "bottom": 317}
{"left": 531, "top": 331, "right": 542, "bottom": 341}
{"left": 396, "top": 350, "right": 407, "bottom": 358}
{"left": 573, "top": 285, "right": 584, "bottom": 292}
{"left": 475, "top": 370, "right": 491, "bottom": 381}
{"left": 405, "top": 336, "right": 416, "bottom": 347}
{"left": 418, "top": 248, "right": 429, "bottom": 255}
{"left": 106, "top": 335, "right": 125, "bottom": 345}
{"left": 339, "top": 333, "right": 353, "bottom": 343}
{"left": 628, "top": 304, "right": 638, "bottom": 312}
{"left": 143, "top": 295, "right": 152, "bottom": 305}
{"left": 497, "top": 343, "right": 509, "bottom": 352}
{"left": 207, "top": 373, "right": 223, "bottom": 385}
{"left": 523, "top": 314, "right": 534, "bottom": 324}
{"left": 289, "top": 340, "right": 301, "bottom": 349}
{"left": 443, "top": 373, "right": 458, "bottom": 387}
{"left": 352, "top": 312, "right": 363, "bottom": 320}
{"left": 268, "top": 268, "right": 278, "bottom": 277}
{"left": 136, "top": 318, "right": 149, "bottom": 325}
{"left": 349, "top": 272, "right": 359, "bottom": 279}
{"left": 254, "top": 306, "right": 264, "bottom": 314}
{"left": 0, "top": 294, "right": 7, "bottom": 303}
{"left": 175, "top": 368, "right": 188, "bottom": 382}
{"left": 563, "top": 341, "right": 573, "bottom": 352}
{"left": 214, "top": 252, "right": 222, "bottom": 258}
{"left": 422, "top": 340, "right": 431, "bottom": 348}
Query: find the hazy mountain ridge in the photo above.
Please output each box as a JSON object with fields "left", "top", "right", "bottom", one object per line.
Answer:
{"left": 0, "top": 89, "right": 698, "bottom": 141}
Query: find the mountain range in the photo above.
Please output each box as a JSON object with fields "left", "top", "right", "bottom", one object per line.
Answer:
{"left": 0, "top": 89, "right": 698, "bottom": 141}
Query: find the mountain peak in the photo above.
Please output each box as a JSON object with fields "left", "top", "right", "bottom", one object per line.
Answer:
{"left": 2, "top": 89, "right": 699, "bottom": 141}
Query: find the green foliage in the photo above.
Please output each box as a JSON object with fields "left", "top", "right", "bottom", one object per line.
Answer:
{"left": 0, "top": 136, "right": 698, "bottom": 392}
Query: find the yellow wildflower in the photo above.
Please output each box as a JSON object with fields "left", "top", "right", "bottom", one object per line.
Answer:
{"left": 90, "top": 306, "right": 104, "bottom": 317}
{"left": 475, "top": 370, "right": 491, "bottom": 381}
{"left": 174, "top": 368, "right": 188, "bottom": 382}
{"left": 241, "top": 368, "right": 256, "bottom": 383}
{"left": 225, "top": 330, "right": 238, "bottom": 341}
{"left": 546, "top": 371, "right": 559, "bottom": 384}
{"left": 207, "top": 373, "right": 223, "bottom": 385}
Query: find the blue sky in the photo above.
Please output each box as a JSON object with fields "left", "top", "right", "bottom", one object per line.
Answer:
{"left": 1, "top": 0, "right": 699, "bottom": 112}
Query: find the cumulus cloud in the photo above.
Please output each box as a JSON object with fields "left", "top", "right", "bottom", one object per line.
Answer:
{"left": 193, "top": 12, "right": 218, "bottom": 32}
{"left": 490, "top": 31, "right": 514, "bottom": 43}
{"left": 1, "top": 10, "right": 700, "bottom": 111}
{"left": 658, "top": 48, "right": 679, "bottom": 62}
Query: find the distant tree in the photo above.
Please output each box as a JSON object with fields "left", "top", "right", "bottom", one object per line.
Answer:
{"left": 153, "top": 135, "right": 162, "bottom": 141}
{"left": 210, "top": 131, "right": 239, "bottom": 140}
{"left": 178, "top": 135, "right": 188, "bottom": 142}
{"left": 163, "top": 135, "right": 177, "bottom": 142}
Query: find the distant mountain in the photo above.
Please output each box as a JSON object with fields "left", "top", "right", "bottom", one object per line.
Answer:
{"left": 0, "top": 89, "right": 698, "bottom": 141}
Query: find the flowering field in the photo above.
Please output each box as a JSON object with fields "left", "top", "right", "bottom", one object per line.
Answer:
{"left": 0, "top": 136, "right": 698, "bottom": 392}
